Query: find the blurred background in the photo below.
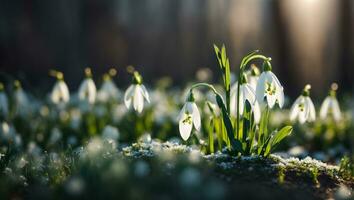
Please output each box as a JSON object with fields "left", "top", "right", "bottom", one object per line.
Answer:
{"left": 0, "top": 0, "right": 353, "bottom": 98}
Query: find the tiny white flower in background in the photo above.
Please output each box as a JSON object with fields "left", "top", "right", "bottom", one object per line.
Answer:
{"left": 290, "top": 84, "right": 316, "bottom": 124}
{"left": 13, "top": 80, "right": 30, "bottom": 115}
{"left": 256, "top": 60, "right": 284, "bottom": 109}
{"left": 230, "top": 73, "right": 261, "bottom": 123}
{"left": 97, "top": 69, "right": 120, "bottom": 102}
{"left": 78, "top": 68, "right": 97, "bottom": 104}
{"left": 0, "top": 83, "right": 9, "bottom": 117}
{"left": 320, "top": 83, "right": 341, "bottom": 122}
{"left": 50, "top": 72, "right": 70, "bottom": 105}
{"left": 177, "top": 91, "right": 201, "bottom": 141}
{"left": 124, "top": 71, "right": 150, "bottom": 113}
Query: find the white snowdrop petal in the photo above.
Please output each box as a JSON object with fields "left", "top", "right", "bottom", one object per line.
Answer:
{"left": 306, "top": 97, "right": 316, "bottom": 121}
{"left": 332, "top": 98, "right": 342, "bottom": 121}
{"left": 124, "top": 85, "right": 135, "bottom": 108}
{"left": 179, "top": 117, "right": 192, "bottom": 141}
{"left": 191, "top": 103, "right": 201, "bottom": 131}
{"left": 289, "top": 97, "right": 301, "bottom": 121}
{"left": 244, "top": 84, "right": 256, "bottom": 104}
{"left": 319, "top": 97, "right": 330, "bottom": 120}
{"left": 277, "top": 86, "right": 284, "bottom": 108}
{"left": 133, "top": 86, "right": 144, "bottom": 113}
{"left": 87, "top": 79, "right": 97, "bottom": 104}
{"left": 137, "top": 94, "right": 144, "bottom": 113}
{"left": 59, "top": 81, "right": 70, "bottom": 102}
{"left": 298, "top": 110, "right": 306, "bottom": 124}
{"left": 266, "top": 93, "right": 276, "bottom": 109}
{"left": 253, "top": 101, "right": 261, "bottom": 124}
{"left": 256, "top": 73, "right": 266, "bottom": 103}
{"left": 249, "top": 76, "right": 258, "bottom": 91}
{"left": 177, "top": 104, "right": 187, "bottom": 121}
{"left": 140, "top": 84, "right": 150, "bottom": 103}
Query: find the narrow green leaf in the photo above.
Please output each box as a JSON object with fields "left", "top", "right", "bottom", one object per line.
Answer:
{"left": 221, "top": 45, "right": 227, "bottom": 67}
{"left": 215, "top": 94, "right": 243, "bottom": 153}
{"left": 225, "top": 58, "right": 231, "bottom": 91}
{"left": 271, "top": 126, "right": 293, "bottom": 147}
{"left": 208, "top": 118, "right": 215, "bottom": 153}
{"left": 264, "top": 126, "right": 293, "bottom": 156}
{"left": 213, "top": 44, "right": 222, "bottom": 69}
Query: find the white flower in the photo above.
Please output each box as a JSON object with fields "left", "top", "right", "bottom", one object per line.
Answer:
{"left": 248, "top": 75, "right": 259, "bottom": 91}
{"left": 97, "top": 77, "right": 120, "bottom": 102}
{"left": 78, "top": 78, "right": 97, "bottom": 104}
{"left": 14, "top": 86, "right": 30, "bottom": 116}
{"left": 124, "top": 84, "right": 150, "bottom": 113}
{"left": 51, "top": 80, "right": 70, "bottom": 104}
{"left": 319, "top": 84, "right": 341, "bottom": 121}
{"left": 230, "top": 81, "right": 261, "bottom": 124}
{"left": 0, "top": 87, "right": 9, "bottom": 117}
{"left": 289, "top": 85, "right": 316, "bottom": 124}
{"left": 320, "top": 96, "right": 341, "bottom": 122}
{"left": 177, "top": 99, "right": 201, "bottom": 141}
{"left": 256, "top": 62, "right": 284, "bottom": 109}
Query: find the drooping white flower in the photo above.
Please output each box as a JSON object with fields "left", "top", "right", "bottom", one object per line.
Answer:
{"left": 319, "top": 83, "right": 341, "bottom": 122}
{"left": 256, "top": 60, "right": 284, "bottom": 109}
{"left": 290, "top": 84, "right": 316, "bottom": 124}
{"left": 177, "top": 93, "right": 201, "bottom": 141}
{"left": 78, "top": 68, "right": 97, "bottom": 104}
{"left": 13, "top": 81, "right": 30, "bottom": 116}
{"left": 0, "top": 83, "right": 9, "bottom": 117}
{"left": 230, "top": 75, "right": 261, "bottom": 124}
{"left": 50, "top": 73, "right": 70, "bottom": 105}
{"left": 124, "top": 71, "right": 150, "bottom": 113}
{"left": 97, "top": 75, "right": 120, "bottom": 102}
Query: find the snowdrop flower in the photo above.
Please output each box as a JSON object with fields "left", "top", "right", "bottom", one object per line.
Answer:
{"left": 256, "top": 60, "right": 284, "bottom": 109}
{"left": 78, "top": 68, "right": 97, "bottom": 104}
{"left": 320, "top": 83, "right": 341, "bottom": 122}
{"left": 0, "top": 83, "right": 9, "bottom": 117}
{"left": 230, "top": 74, "right": 261, "bottom": 123}
{"left": 50, "top": 71, "right": 70, "bottom": 105}
{"left": 177, "top": 91, "right": 201, "bottom": 141}
{"left": 290, "top": 84, "right": 316, "bottom": 124}
{"left": 13, "top": 80, "right": 30, "bottom": 115}
{"left": 124, "top": 71, "right": 150, "bottom": 113}
{"left": 97, "top": 69, "right": 120, "bottom": 102}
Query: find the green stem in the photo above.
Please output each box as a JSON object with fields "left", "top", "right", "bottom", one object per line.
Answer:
{"left": 241, "top": 55, "right": 269, "bottom": 70}
{"left": 189, "top": 83, "right": 218, "bottom": 94}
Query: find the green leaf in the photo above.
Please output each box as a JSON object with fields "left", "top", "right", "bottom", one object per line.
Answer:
{"left": 257, "top": 106, "right": 269, "bottom": 154}
{"left": 225, "top": 58, "right": 231, "bottom": 91}
{"left": 213, "top": 44, "right": 222, "bottom": 69}
{"left": 208, "top": 118, "right": 215, "bottom": 153}
{"left": 215, "top": 94, "right": 243, "bottom": 153}
{"left": 264, "top": 126, "right": 293, "bottom": 156}
{"left": 271, "top": 126, "right": 293, "bottom": 147}
{"left": 221, "top": 45, "right": 227, "bottom": 67}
